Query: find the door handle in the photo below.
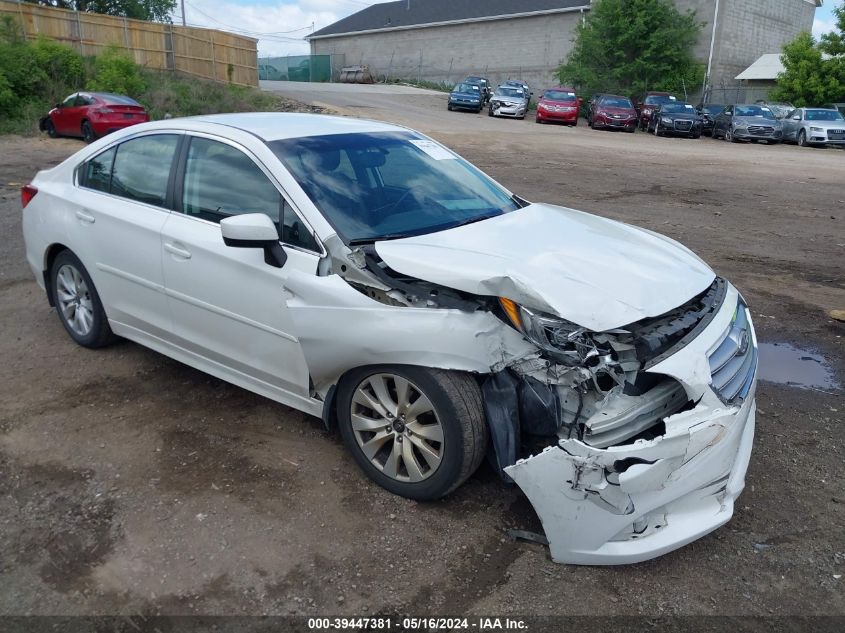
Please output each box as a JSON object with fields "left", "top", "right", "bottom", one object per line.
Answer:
{"left": 164, "top": 242, "right": 192, "bottom": 260}
{"left": 75, "top": 209, "right": 95, "bottom": 224}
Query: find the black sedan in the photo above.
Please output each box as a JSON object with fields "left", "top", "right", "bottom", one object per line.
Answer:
{"left": 648, "top": 102, "right": 703, "bottom": 138}
{"left": 697, "top": 104, "right": 724, "bottom": 137}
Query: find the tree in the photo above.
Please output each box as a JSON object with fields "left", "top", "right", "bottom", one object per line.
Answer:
{"left": 25, "top": 0, "right": 176, "bottom": 23}
{"left": 771, "top": 5, "right": 845, "bottom": 107}
{"left": 555, "top": 0, "right": 704, "bottom": 99}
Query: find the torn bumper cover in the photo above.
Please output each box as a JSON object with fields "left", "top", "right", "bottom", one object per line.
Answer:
{"left": 504, "top": 285, "right": 758, "bottom": 565}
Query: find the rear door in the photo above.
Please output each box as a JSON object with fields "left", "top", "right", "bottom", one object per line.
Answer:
{"left": 161, "top": 133, "right": 319, "bottom": 398}
{"left": 70, "top": 132, "right": 180, "bottom": 335}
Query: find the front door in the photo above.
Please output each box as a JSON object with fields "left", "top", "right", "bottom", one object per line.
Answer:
{"left": 161, "top": 134, "right": 317, "bottom": 398}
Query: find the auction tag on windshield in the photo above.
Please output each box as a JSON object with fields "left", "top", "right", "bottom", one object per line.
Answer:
{"left": 410, "top": 140, "right": 457, "bottom": 160}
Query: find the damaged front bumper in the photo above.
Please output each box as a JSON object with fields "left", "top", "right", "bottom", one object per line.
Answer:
{"left": 504, "top": 284, "right": 758, "bottom": 565}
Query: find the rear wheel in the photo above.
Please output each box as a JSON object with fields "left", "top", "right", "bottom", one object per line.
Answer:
{"left": 337, "top": 366, "right": 488, "bottom": 501}
{"left": 50, "top": 250, "right": 114, "bottom": 348}
{"left": 81, "top": 120, "right": 96, "bottom": 144}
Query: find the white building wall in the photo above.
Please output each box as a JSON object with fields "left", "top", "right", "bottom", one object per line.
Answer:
{"left": 311, "top": 11, "right": 585, "bottom": 89}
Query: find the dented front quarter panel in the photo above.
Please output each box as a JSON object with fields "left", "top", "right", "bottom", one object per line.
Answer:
{"left": 504, "top": 283, "right": 758, "bottom": 565}
{"left": 282, "top": 270, "right": 537, "bottom": 393}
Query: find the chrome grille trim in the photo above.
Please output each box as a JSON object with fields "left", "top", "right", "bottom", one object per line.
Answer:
{"left": 708, "top": 300, "right": 757, "bottom": 405}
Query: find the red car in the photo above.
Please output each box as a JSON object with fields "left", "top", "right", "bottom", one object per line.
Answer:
{"left": 586, "top": 94, "right": 638, "bottom": 132}
{"left": 637, "top": 91, "right": 678, "bottom": 130}
{"left": 39, "top": 92, "right": 149, "bottom": 143}
{"left": 535, "top": 86, "right": 581, "bottom": 125}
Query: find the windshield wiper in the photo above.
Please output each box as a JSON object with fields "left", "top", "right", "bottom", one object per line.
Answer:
{"left": 348, "top": 232, "right": 419, "bottom": 245}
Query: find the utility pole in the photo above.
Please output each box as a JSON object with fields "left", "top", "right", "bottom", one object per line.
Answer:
{"left": 180, "top": 0, "right": 186, "bottom": 27}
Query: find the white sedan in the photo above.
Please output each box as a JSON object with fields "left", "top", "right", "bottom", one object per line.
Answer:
{"left": 21, "top": 113, "right": 757, "bottom": 565}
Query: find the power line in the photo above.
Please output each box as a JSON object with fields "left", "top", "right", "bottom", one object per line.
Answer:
{"left": 182, "top": 0, "right": 312, "bottom": 38}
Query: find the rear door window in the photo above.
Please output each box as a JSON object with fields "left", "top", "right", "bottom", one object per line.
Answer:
{"left": 110, "top": 135, "right": 180, "bottom": 208}
{"left": 81, "top": 147, "right": 116, "bottom": 193}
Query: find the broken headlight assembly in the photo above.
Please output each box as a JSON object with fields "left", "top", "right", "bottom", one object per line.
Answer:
{"left": 499, "top": 297, "right": 602, "bottom": 366}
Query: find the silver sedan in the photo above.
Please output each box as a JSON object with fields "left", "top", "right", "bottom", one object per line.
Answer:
{"left": 782, "top": 107, "right": 845, "bottom": 147}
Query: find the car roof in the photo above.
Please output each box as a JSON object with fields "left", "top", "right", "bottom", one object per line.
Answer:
{"left": 599, "top": 94, "right": 631, "bottom": 100}
{"left": 162, "top": 113, "right": 407, "bottom": 141}
{"left": 545, "top": 86, "right": 576, "bottom": 91}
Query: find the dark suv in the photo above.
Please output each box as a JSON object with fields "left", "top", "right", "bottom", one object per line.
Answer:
{"left": 637, "top": 92, "right": 678, "bottom": 130}
{"left": 465, "top": 76, "right": 491, "bottom": 103}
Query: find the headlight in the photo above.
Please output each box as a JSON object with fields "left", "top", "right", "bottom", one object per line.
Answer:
{"left": 734, "top": 122, "right": 748, "bottom": 129}
{"left": 643, "top": 108, "right": 652, "bottom": 115}
{"left": 500, "top": 298, "right": 594, "bottom": 365}
{"left": 810, "top": 126, "right": 823, "bottom": 132}
{"left": 598, "top": 111, "right": 608, "bottom": 117}
{"left": 661, "top": 117, "right": 673, "bottom": 125}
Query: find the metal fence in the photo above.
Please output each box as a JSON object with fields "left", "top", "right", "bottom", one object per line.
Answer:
{"left": 258, "top": 54, "right": 343, "bottom": 82}
{"left": 704, "top": 84, "right": 774, "bottom": 106}
{"left": 0, "top": 0, "right": 259, "bottom": 86}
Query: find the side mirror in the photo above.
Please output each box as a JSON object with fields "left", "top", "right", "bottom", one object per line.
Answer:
{"left": 54, "top": 103, "right": 62, "bottom": 109}
{"left": 221, "top": 213, "right": 287, "bottom": 268}
{"left": 792, "top": 115, "right": 801, "bottom": 120}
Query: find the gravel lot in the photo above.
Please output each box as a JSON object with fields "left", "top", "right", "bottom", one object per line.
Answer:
{"left": 1, "top": 83, "right": 843, "bottom": 618}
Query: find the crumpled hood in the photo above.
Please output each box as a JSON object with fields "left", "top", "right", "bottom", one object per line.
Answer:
{"left": 493, "top": 96, "right": 525, "bottom": 105}
{"left": 374, "top": 203, "right": 715, "bottom": 332}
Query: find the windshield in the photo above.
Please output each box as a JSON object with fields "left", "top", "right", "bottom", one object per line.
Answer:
{"left": 805, "top": 109, "right": 845, "bottom": 121}
{"left": 600, "top": 96, "right": 633, "bottom": 108}
{"left": 496, "top": 87, "right": 524, "bottom": 98}
{"left": 453, "top": 83, "right": 480, "bottom": 94}
{"left": 543, "top": 90, "right": 577, "bottom": 101}
{"left": 735, "top": 105, "right": 775, "bottom": 119}
{"left": 661, "top": 103, "right": 695, "bottom": 114}
{"left": 270, "top": 132, "right": 518, "bottom": 243}
{"left": 644, "top": 95, "right": 675, "bottom": 105}
{"left": 703, "top": 104, "right": 724, "bottom": 115}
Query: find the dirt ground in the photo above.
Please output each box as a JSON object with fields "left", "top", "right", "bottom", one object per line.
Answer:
{"left": 1, "top": 87, "right": 844, "bottom": 620}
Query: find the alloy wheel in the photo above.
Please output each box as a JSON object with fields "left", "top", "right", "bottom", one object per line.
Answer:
{"left": 350, "top": 373, "right": 445, "bottom": 483}
{"left": 56, "top": 264, "right": 94, "bottom": 336}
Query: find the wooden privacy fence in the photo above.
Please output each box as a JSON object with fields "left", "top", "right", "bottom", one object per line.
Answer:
{"left": 0, "top": 0, "right": 258, "bottom": 87}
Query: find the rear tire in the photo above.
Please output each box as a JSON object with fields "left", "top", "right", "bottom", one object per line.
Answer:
{"left": 50, "top": 250, "right": 115, "bottom": 348}
{"left": 337, "top": 366, "right": 488, "bottom": 501}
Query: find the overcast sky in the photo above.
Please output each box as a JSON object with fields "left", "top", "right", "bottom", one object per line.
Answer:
{"left": 172, "top": 0, "right": 843, "bottom": 59}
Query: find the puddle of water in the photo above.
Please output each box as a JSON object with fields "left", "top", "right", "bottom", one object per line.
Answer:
{"left": 757, "top": 342, "right": 840, "bottom": 391}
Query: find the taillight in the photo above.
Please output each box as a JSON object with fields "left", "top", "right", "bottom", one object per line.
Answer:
{"left": 95, "top": 107, "right": 113, "bottom": 115}
{"left": 21, "top": 184, "right": 38, "bottom": 208}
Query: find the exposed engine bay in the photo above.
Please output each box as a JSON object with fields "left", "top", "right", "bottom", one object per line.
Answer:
{"left": 324, "top": 233, "right": 728, "bottom": 470}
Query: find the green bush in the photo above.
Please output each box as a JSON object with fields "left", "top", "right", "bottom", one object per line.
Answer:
{"left": 31, "top": 37, "right": 86, "bottom": 101}
{"left": 87, "top": 44, "right": 145, "bottom": 97}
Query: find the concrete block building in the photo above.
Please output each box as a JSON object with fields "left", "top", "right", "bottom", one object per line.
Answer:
{"left": 307, "top": 0, "right": 820, "bottom": 97}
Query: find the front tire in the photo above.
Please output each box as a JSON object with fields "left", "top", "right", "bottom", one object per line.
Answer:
{"left": 45, "top": 119, "right": 58, "bottom": 138}
{"left": 797, "top": 130, "right": 807, "bottom": 147}
{"left": 82, "top": 120, "right": 97, "bottom": 144}
{"left": 50, "top": 250, "right": 114, "bottom": 348}
{"left": 337, "top": 366, "right": 488, "bottom": 501}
